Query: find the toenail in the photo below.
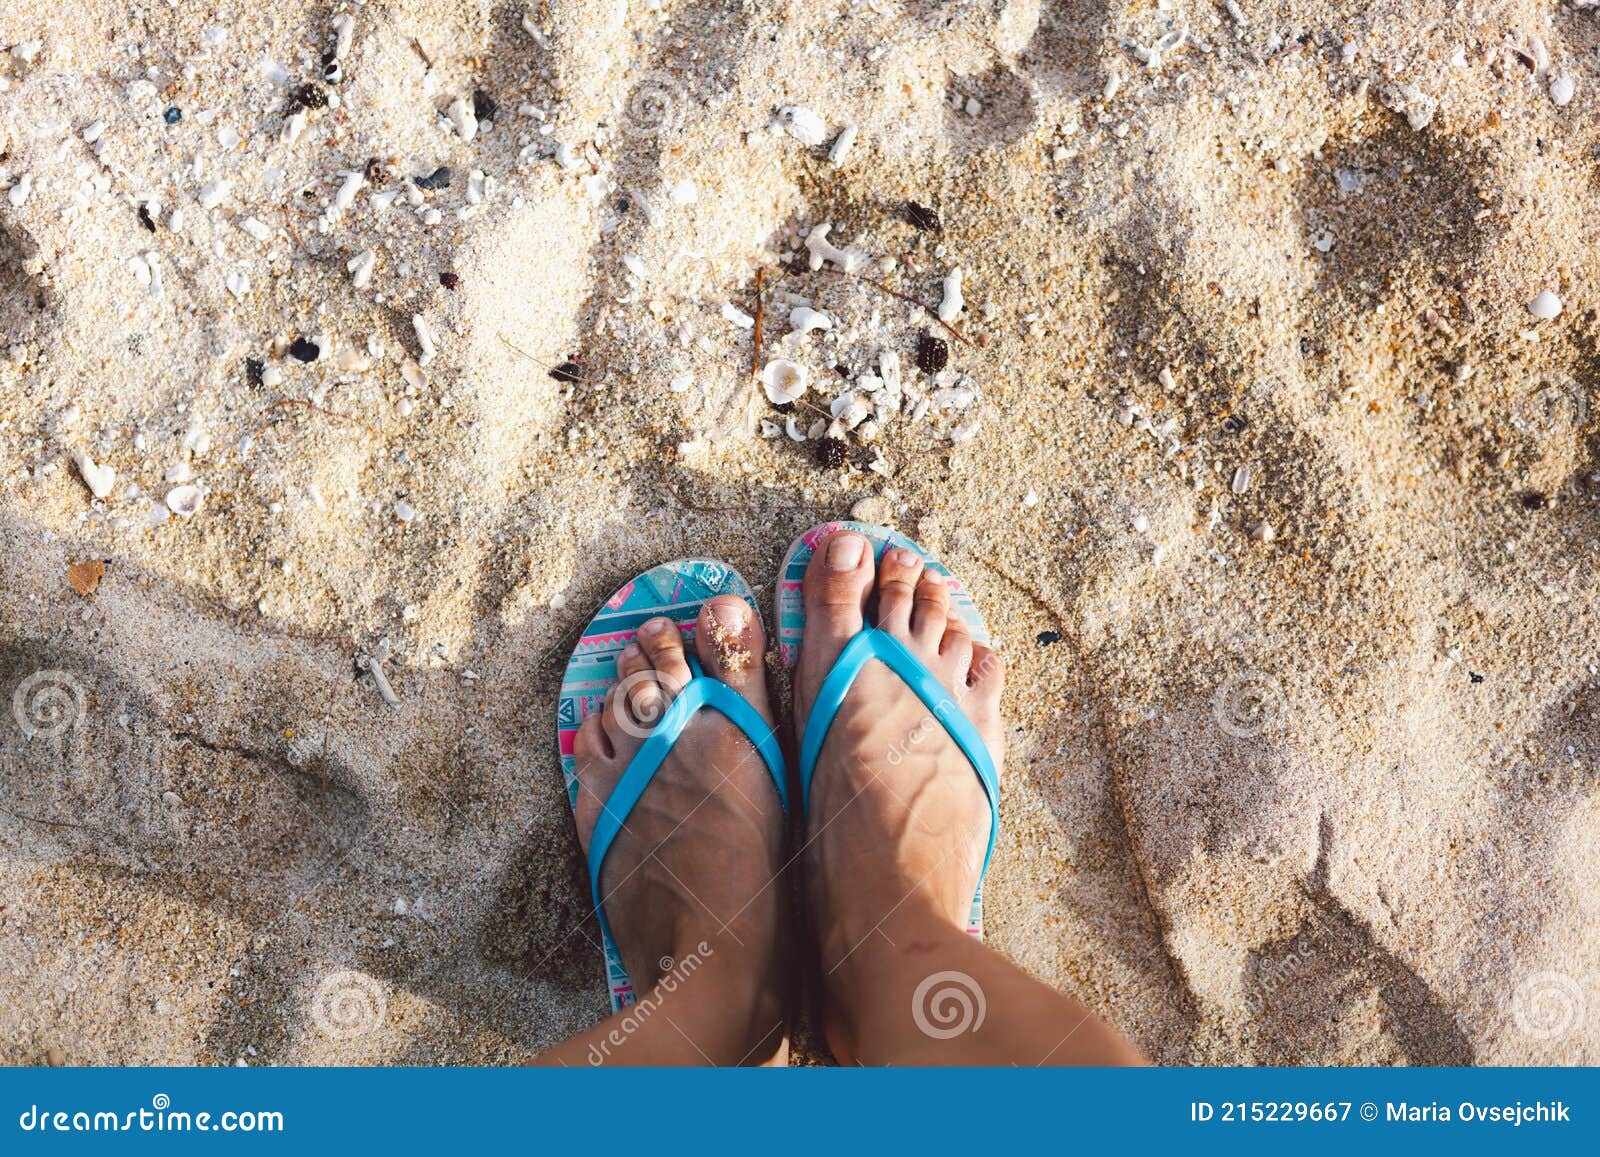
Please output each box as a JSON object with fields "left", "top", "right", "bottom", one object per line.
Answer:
{"left": 826, "top": 534, "right": 865, "bottom": 570}
{"left": 622, "top": 642, "right": 640, "bottom": 659}
{"left": 709, "top": 598, "right": 748, "bottom": 628}
{"left": 890, "top": 547, "right": 919, "bottom": 568}
{"left": 639, "top": 618, "right": 668, "bottom": 636}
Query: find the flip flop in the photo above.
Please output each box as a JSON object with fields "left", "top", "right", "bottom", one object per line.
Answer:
{"left": 557, "top": 558, "right": 787, "bottom": 1010}
{"left": 776, "top": 520, "right": 998, "bottom": 938}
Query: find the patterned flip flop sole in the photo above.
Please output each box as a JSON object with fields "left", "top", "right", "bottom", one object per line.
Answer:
{"left": 557, "top": 558, "right": 763, "bottom": 1011}
{"left": 775, "top": 520, "right": 992, "bottom": 938}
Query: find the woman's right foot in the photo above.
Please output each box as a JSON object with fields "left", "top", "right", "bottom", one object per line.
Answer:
{"left": 793, "top": 530, "right": 1006, "bottom": 1060}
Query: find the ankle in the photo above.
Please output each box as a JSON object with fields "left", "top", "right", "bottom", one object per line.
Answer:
{"left": 653, "top": 930, "right": 785, "bottom": 1062}
{"left": 818, "top": 894, "right": 965, "bottom": 1019}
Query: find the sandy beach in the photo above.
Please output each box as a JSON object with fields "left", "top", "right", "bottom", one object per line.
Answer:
{"left": 1, "top": 0, "right": 1597, "bottom": 1064}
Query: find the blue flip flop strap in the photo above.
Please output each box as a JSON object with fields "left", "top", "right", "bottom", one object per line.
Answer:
{"left": 798, "top": 628, "right": 999, "bottom": 879}
{"left": 586, "top": 656, "right": 787, "bottom": 944}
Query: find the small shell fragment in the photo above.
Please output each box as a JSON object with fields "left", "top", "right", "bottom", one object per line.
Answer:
{"left": 72, "top": 451, "right": 116, "bottom": 499}
{"left": 412, "top": 314, "right": 438, "bottom": 366}
{"left": 165, "top": 484, "right": 204, "bottom": 518}
{"left": 829, "top": 124, "right": 858, "bottom": 166}
{"left": 938, "top": 268, "right": 964, "bottom": 322}
{"left": 760, "top": 359, "right": 809, "bottom": 404}
{"left": 778, "top": 106, "right": 827, "bottom": 146}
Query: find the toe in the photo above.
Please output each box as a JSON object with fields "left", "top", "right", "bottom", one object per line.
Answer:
{"left": 965, "top": 643, "right": 1007, "bottom": 757}
{"left": 572, "top": 711, "right": 619, "bottom": 854}
{"left": 938, "top": 612, "right": 973, "bottom": 679}
{"left": 616, "top": 641, "right": 668, "bottom": 728}
{"left": 875, "top": 546, "right": 924, "bottom": 637}
{"left": 635, "top": 616, "right": 693, "bottom": 697}
{"left": 910, "top": 569, "right": 951, "bottom": 650}
{"left": 695, "top": 597, "right": 771, "bottom": 711}
{"left": 798, "top": 530, "right": 875, "bottom": 714}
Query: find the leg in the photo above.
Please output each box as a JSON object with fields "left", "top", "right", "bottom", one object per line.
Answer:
{"left": 795, "top": 530, "right": 1146, "bottom": 1066}
{"left": 536, "top": 597, "right": 788, "bottom": 1066}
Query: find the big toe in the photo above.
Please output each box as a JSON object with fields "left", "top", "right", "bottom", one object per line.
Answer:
{"left": 695, "top": 596, "right": 771, "bottom": 713}
{"left": 797, "top": 531, "right": 874, "bottom": 711}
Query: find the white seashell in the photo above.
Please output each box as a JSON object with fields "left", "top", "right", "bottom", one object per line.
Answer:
{"left": 790, "top": 307, "right": 832, "bottom": 336}
{"left": 226, "top": 270, "right": 250, "bottom": 300}
{"left": 347, "top": 248, "right": 376, "bottom": 288}
{"left": 778, "top": 106, "right": 827, "bottom": 146}
{"left": 829, "top": 125, "right": 858, "bottom": 166}
{"left": 938, "top": 268, "right": 964, "bottom": 322}
{"left": 72, "top": 451, "right": 115, "bottom": 499}
{"left": 761, "top": 359, "right": 809, "bottom": 404}
{"left": 238, "top": 216, "right": 271, "bottom": 241}
{"left": 370, "top": 189, "right": 400, "bottom": 212}
{"left": 623, "top": 253, "right": 647, "bottom": 279}
{"left": 668, "top": 179, "right": 697, "bottom": 205}
{"left": 394, "top": 499, "right": 417, "bottom": 522}
{"left": 1529, "top": 290, "right": 1563, "bottom": 320}
{"left": 412, "top": 314, "right": 438, "bottom": 366}
{"left": 721, "top": 302, "right": 755, "bottom": 329}
{"left": 165, "top": 484, "right": 203, "bottom": 517}
{"left": 337, "top": 346, "right": 372, "bottom": 372}
{"left": 784, "top": 416, "right": 807, "bottom": 441}
{"left": 1551, "top": 75, "right": 1576, "bottom": 107}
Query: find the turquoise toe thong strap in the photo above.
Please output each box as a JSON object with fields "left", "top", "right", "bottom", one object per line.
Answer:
{"left": 798, "top": 628, "right": 999, "bottom": 879}
{"left": 585, "top": 656, "right": 786, "bottom": 943}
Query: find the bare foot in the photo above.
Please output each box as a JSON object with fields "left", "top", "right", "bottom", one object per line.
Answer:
{"left": 793, "top": 530, "right": 1005, "bottom": 1061}
{"left": 571, "top": 596, "right": 787, "bottom": 1063}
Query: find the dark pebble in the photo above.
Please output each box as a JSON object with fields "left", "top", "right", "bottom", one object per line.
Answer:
{"left": 906, "top": 201, "right": 941, "bottom": 231}
{"left": 137, "top": 203, "right": 157, "bottom": 232}
{"left": 815, "top": 437, "right": 848, "bottom": 469}
{"left": 1036, "top": 630, "right": 1062, "bottom": 647}
{"left": 1221, "top": 415, "right": 1248, "bottom": 437}
{"left": 917, "top": 333, "right": 949, "bottom": 374}
{"left": 415, "top": 166, "right": 452, "bottom": 190}
{"left": 288, "top": 338, "right": 320, "bottom": 363}
{"left": 549, "top": 361, "right": 583, "bottom": 383}
{"left": 163, "top": 107, "right": 182, "bottom": 125}
{"left": 1520, "top": 490, "right": 1550, "bottom": 511}
{"left": 292, "top": 83, "right": 328, "bottom": 111}
{"left": 1469, "top": 672, "right": 1485, "bottom": 684}
{"left": 439, "top": 271, "right": 461, "bottom": 290}
{"left": 245, "top": 358, "right": 265, "bottom": 388}
{"left": 473, "top": 89, "right": 498, "bottom": 123}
